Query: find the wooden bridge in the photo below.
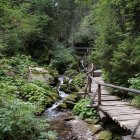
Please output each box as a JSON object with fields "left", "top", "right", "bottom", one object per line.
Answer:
{"left": 72, "top": 47, "right": 94, "bottom": 55}
{"left": 85, "top": 64, "right": 140, "bottom": 139}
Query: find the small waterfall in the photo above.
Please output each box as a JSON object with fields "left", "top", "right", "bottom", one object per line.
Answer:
{"left": 45, "top": 76, "right": 70, "bottom": 117}
{"left": 80, "top": 59, "right": 87, "bottom": 71}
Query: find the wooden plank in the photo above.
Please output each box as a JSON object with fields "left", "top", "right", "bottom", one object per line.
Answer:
{"left": 90, "top": 76, "right": 140, "bottom": 133}
{"left": 112, "top": 115, "right": 140, "bottom": 120}
{"left": 101, "top": 101, "right": 129, "bottom": 105}
{"left": 122, "top": 135, "right": 137, "bottom": 140}
{"left": 100, "top": 106, "right": 139, "bottom": 111}
{"left": 113, "top": 116, "right": 140, "bottom": 121}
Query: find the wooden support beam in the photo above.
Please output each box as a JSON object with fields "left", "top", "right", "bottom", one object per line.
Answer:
{"left": 98, "top": 84, "right": 101, "bottom": 105}
{"left": 131, "top": 120, "right": 140, "bottom": 138}
{"left": 88, "top": 76, "right": 92, "bottom": 93}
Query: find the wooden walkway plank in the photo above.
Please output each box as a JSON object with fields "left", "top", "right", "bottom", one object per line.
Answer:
{"left": 90, "top": 76, "right": 140, "bottom": 138}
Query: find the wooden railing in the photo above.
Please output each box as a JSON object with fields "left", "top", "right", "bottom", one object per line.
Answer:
{"left": 85, "top": 63, "right": 140, "bottom": 138}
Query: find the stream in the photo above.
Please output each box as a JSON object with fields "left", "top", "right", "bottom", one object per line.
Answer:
{"left": 44, "top": 76, "right": 74, "bottom": 140}
{"left": 45, "top": 76, "right": 70, "bottom": 117}
{"left": 44, "top": 76, "right": 125, "bottom": 140}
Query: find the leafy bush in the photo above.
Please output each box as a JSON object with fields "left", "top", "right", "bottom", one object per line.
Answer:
{"left": 65, "top": 69, "right": 78, "bottom": 78}
{"left": 129, "top": 74, "right": 140, "bottom": 90}
{"left": 73, "top": 98, "right": 98, "bottom": 119}
{"left": 72, "top": 73, "right": 86, "bottom": 88}
{"left": 128, "top": 74, "right": 140, "bottom": 107}
{"left": 20, "top": 81, "right": 59, "bottom": 113}
{"left": 50, "top": 44, "right": 75, "bottom": 73}
{"left": 0, "top": 55, "right": 35, "bottom": 78}
{"left": 0, "top": 98, "right": 57, "bottom": 140}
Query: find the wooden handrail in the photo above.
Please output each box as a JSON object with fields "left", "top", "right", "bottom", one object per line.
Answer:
{"left": 89, "top": 76, "right": 140, "bottom": 94}
{"left": 85, "top": 63, "right": 140, "bottom": 137}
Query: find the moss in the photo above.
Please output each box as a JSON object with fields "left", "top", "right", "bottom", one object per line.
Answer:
{"left": 98, "top": 131, "right": 112, "bottom": 140}
{"left": 57, "top": 103, "right": 67, "bottom": 109}
{"left": 46, "top": 97, "right": 54, "bottom": 106}
{"left": 63, "top": 78, "right": 69, "bottom": 84}
{"left": 67, "top": 83, "right": 79, "bottom": 92}
{"left": 85, "top": 118, "right": 99, "bottom": 125}
{"left": 49, "top": 92, "right": 59, "bottom": 101}
{"left": 64, "top": 94, "right": 77, "bottom": 102}
{"left": 60, "top": 84, "right": 68, "bottom": 91}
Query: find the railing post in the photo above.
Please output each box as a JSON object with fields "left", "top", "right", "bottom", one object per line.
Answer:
{"left": 98, "top": 84, "right": 101, "bottom": 105}
{"left": 88, "top": 75, "right": 92, "bottom": 93}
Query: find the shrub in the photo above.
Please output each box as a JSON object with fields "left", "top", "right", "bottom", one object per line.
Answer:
{"left": 72, "top": 73, "right": 86, "bottom": 88}
{"left": 0, "top": 98, "right": 57, "bottom": 140}
{"left": 20, "top": 82, "right": 59, "bottom": 113}
{"left": 73, "top": 98, "right": 98, "bottom": 119}
{"left": 128, "top": 74, "right": 140, "bottom": 107}
{"left": 50, "top": 44, "right": 75, "bottom": 73}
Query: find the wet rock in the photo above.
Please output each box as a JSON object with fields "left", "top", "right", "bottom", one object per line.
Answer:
{"left": 68, "top": 118, "right": 94, "bottom": 140}
{"left": 63, "top": 78, "right": 69, "bottom": 84}
{"left": 90, "top": 125, "right": 104, "bottom": 134}
{"left": 59, "top": 84, "right": 68, "bottom": 91}
{"left": 57, "top": 103, "right": 67, "bottom": 109}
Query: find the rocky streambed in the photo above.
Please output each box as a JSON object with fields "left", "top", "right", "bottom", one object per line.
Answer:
{"left": 43, "top": 76, "right": 127, "bottom": 140}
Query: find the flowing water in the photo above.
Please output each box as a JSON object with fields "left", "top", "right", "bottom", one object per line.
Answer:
{"left": 45, "top": 76, "right": 74, "bottom": 140}
{"left": 45, "top": 76, "right": 70, "bottom": 117}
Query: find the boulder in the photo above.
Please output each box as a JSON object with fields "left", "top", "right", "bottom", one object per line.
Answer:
{"left": 27, "top": 66, "right": 56, "bottom": 85}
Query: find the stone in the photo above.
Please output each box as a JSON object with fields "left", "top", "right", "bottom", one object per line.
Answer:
{"left": 59, "top": 84, "right": 68, "bottom": 91}
{"left": 97, "top": 131, "right": 112, "bottom": 140}
{"left": 90, "top": 125, "right": 104, "bottom": 134}
{"left": 68, "top": 118, "right": 94, "bottom": 140}
{"left": 27, "top": 66, "right": 56, "bottom": 85}
{"left": 57, "top": 103, "right": 67, "bottom": 109}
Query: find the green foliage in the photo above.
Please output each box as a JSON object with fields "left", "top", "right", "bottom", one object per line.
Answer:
{"left": 73, "top": 98, "right": 98, "bottom": 119}
{"left": 0, "top": 55, "right": 35, "bottom": 79}
{"left": 0, "top": 97, "right": 56, "bottom": 140}
{"left": 129, "top": 74, "right": 140, "bottom": 90}
{"left": 110, "top": 37, "right": 140, "bottom": 84}
{"left": 20, "top": 81, "right": 59, "bottom": 113}
{"left": 50, "top": 44, "right": 75, "bottom": 73}
{"left": 65, "top": 69, "right": 78, "bottom": 78}
{"left": 128, "top": 74, "right": 140, "bottom": 107}
{"left": 81, "top": 0, "right": 140, "bottom": 86}
{"left": 72, "top": 73, "right": 86, "bottom": 88}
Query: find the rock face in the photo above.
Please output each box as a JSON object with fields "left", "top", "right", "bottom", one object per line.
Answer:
{"left": 68, "top": 118, "right": 94, "bottom": 140}
{"left": 27, "top": 66, "right": 56, "bottom": 85}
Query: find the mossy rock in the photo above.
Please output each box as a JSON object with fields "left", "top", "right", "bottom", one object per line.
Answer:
{"left": 63, "top": 94, "right": 79, "bottom": 109}
{"left": 67, "top": 83, "right": 79, "bottom": 92}
{"left": 64, "top": 94, "right": 77, "bottom": 102}
{"left": 46, "top": 97, "right": 54, "bottom": 107}
{"left": 85, "top": 118, "right": 99, "bottom": 125}
{"left": 60, "top": 84, "right": 68, "bottom": 91}
{"left": 57, "top": 103, "right": 67, "bottom": 109}
{"left": 49, "top": 92, "right": 59, "bottom": 101}
{"left": 63, "top": 78, "right": 69, "bottom": 84}
{"left": 98, "top": 131, "right": 112, "bottom": 140}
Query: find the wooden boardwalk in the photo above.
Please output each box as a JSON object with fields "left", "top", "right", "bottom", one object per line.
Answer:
{"left": 89, "top": 77, "right": 140, "bottom": 139}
